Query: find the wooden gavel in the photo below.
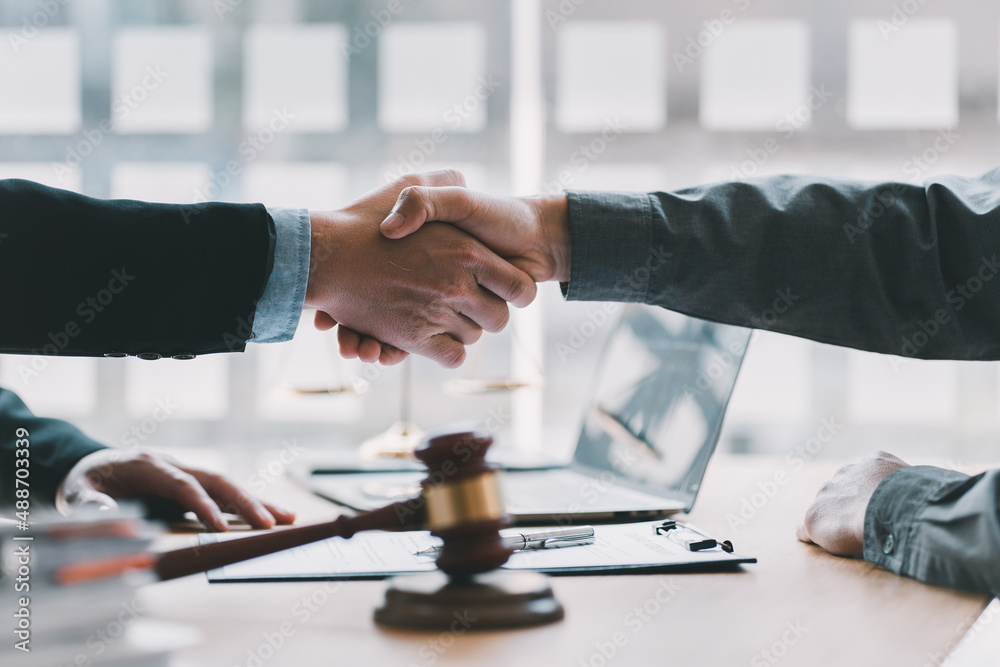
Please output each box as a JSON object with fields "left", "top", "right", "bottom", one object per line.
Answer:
{"left": 154, "top": 428, "right": 513, "bottom": 581}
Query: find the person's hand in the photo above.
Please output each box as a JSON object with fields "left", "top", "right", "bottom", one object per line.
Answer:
{"left": 335, "top": 184, "right": 570, "bottom": 363}
{"left": 797, "top": 451, "right": 909, "bottom": 557}
{"left": 380, "top": 187, "right": 570, "bottom": 283}
{"left": 306, "top": 170, "right": 538, "bottom": 369}
{"left": 58, "top": 449, "right": 296, "bottom": 531}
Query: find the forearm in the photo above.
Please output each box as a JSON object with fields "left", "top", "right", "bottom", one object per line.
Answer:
{"left": 563, "top": 168, "right": 1000, "bottom": 359}
{"left": 864, "top": 466, "right": 1000, "bottom": 595}
{"left": 0, "top": 179, "right": 275, "bottom": 357}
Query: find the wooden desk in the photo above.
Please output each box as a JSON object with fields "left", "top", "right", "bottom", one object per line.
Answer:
{"left": 141, "top": 455, "right": 990, "bottom": 667}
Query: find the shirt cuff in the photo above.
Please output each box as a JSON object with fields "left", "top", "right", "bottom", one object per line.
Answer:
{"left": 251, "top": 207, "right": 311, "bottom": 343}
{"left": 561, "top": 190, "right": 661, "bottom": 303}
{"left": 862, "top": 465, "right": 971, "bottom": 577}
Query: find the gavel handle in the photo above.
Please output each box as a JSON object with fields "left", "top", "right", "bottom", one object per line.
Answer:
{"left": 154, "top": 501, "right": 419, "bottom": 581}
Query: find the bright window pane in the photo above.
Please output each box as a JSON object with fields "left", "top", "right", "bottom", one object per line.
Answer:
{"left": 124, "top": 356, "right": 229, "bottom": 421}
{"left": 113, "top": 27, "right": 213, "bottom": 134}
{"left": 379, "top": 22, "right": 488, "bottom": 133}
{"left": 846, "top": 351, "right": 957, "bottom": 424}
{"left": 254, "top": 312, "right": 363, "bottom": 422}
{"left": 110, "top": 162, "right": 212, "bottom": 204}
{"left": 0, "top": 28, "right": 80, "bottom": 133}
{"left": 243, "top": 162, "right": 349, "bottom": 210}
{"left": 727, "top": 331, "right": 812, "bottom": 423}
{"left": 244, "top": 24, "right": 348, "bottom": 132}
{"left": 379, "top": 162, "right": 488, "bottom": 191}
{"left": 554, "top": 163, "right": 668, "bottom": 192}
{"left": 847, "top": 19, "right": 958, "bottom": 130}
{"left": 0, "top": 356, "right": 96, "bottom": 419}
{"left": 0, "top": 162, "right": 81, "bottom": 193}
{"left": 556, "top": 21, "right": 665, "bottom": 133}
{"left": 700, "top": 21, "right": 811, "bottom": 131}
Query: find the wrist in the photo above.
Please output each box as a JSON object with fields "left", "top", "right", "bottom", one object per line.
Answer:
{"left": 304, "top": 210, "right": 338, "bottom": 310}
{"left": 528, "top": 193, "right": 570, "bottom": 283}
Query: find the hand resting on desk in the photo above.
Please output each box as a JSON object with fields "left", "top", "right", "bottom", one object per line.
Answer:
{"left": 58, "top": 449, "right": 296, "bottom": 532}
{"left": 797, "top": 451, "right": 909, "bottom": 557}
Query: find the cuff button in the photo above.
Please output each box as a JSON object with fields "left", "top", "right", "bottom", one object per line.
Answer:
{"left": 136, "top": 352, "right": 162, "bottom": 361}
{"left": 883, "top": 533, "right": 895, "bottom": 555}
{"left": 103, "top": 351, "right": 128, "bottom": 358}
{"left": 171, "top": 354, "right": 196, "bottom": 360}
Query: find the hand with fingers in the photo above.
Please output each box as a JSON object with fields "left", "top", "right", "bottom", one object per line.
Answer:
{"left": 796, "top": 450, "right": 910, "bottom": 557}
{"left": 58, "top": 448, "right": 296, "bottom": 531}
{"left": 305, "top": 170, "right": 538, "bottom": 368}
{"left": 334, "top": 179, "right": 571, "bottom": 364}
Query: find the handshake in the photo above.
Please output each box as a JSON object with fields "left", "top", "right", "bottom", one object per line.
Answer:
{"left": 305, "top": 169, "right": 571, "bottom": 368}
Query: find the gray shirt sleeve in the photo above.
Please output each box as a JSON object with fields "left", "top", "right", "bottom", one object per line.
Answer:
{"left": 864, "top": 466, "right": 1000, "bottom": 595}
{"left": 565, "top": 167, "right": 1000, "bottom": 360}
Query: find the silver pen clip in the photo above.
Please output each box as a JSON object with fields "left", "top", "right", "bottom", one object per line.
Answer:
{"left": 415, "top": 526, "right": 595, "bottom": 557}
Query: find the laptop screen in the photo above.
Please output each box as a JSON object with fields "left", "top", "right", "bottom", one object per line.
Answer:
{"left": 572, "top": 305, "right": 752, "bottom": 513}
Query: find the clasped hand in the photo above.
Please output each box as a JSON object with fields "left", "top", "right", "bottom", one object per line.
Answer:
{"left": 315, "top": 171, "right": 570, "bottom": 366}
{"left": 304, "top": 170, "right": 541, "bottom": 368}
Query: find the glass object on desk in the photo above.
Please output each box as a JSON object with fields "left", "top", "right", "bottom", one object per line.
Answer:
{"left": 358, "top": 358, "right": 425, "bottom": 459}
{"left": 273, "top": 326, "right": 358, "bottom": 398}
{"left": 442, "top": 331, "right": 542, "bottom": 396}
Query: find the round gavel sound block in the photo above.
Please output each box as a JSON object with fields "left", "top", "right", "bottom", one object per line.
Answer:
{"left": 374, "top": 428, "right": 564, "bottom": 630}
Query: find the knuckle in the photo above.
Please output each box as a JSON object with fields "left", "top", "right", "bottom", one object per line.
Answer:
{"left": 487, "top": 303, "right": 510, "bottom": 332}
{"left": 441, "top": 345, "right": 465, "bottom": 369}
{"left": 506, "top": 275, "right": 530, "bottom": 304}
{"left": 439, "top": 168, "right": 465, "bottom": 186}
{"left": 802, "top": 505, "right": 820, "bottom": 529}
{"left": 398, "top": 173, "right": 424, "bottom": 188}
{"left": 135, "top": 450, "right": 158, "bottom": 464}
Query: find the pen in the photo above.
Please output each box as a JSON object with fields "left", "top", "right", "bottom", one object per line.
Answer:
{"left": 415, "top": 526, "right": 596, "bottom": 557}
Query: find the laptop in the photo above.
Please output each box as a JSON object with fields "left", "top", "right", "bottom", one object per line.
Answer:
{"left": 306, "top": 305, "right": 752, "bottom": 524}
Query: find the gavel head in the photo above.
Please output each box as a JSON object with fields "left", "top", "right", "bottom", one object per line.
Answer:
{"left": 413, "top": 427, "right": 513, "bottom": 576}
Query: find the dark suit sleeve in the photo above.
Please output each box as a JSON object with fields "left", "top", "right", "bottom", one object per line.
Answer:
{"left": 0, "top": 179, "right": 276, "bottom": 358}
{"left": 564, "top": 167, "right": 1000, "bottom": 359}
{"left": 864, "top": 466, "right": 1000, "bottom": 595}
{"left": 0, "top": 387, "right": 106, "bottom": 508}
